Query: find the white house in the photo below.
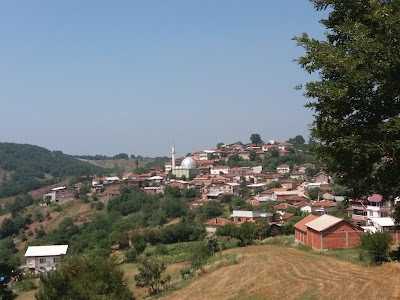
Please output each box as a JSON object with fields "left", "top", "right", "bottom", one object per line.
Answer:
{"left": 199, "top": 150, "right": 215, "bottom": 160}
{"left": 232, "top": 210, "right": 274, "bottom": 224}
{"left": 276, "top": 164, "right": 291, "bottom": 174}
{"left": 210, "top": 165, "right": 230, "bottom": 175}
{"left": 368, "top": 217, "right": 395, "bottom": 232}
{"left": 103, "top": 176, "right": 120, "bottom": 185}
{"left": 25, "top": 245, "right": 68, "bottom": 273}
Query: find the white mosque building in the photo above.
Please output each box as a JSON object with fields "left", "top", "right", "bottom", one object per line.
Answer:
{"left": 171, "top": 144, "right": 200, "bottom": 179}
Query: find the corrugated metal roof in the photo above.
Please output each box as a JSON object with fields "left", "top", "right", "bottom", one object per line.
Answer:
{"left": 25, "top": 245, "right": 68, "bottom": 257}
{"left": 305, "top": 215, "right": 343, "bottom": 232}
{"left": 369, "top": 217, "right": 395, "bottom": 227}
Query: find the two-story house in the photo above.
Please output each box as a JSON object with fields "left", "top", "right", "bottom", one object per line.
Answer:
{"left": 25, "top": 245, "right": 68, "bottom": 273}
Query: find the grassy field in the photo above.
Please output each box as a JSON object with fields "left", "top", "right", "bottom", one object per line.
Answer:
{"left": 159, "top": 245, "right": 400, "bottom": 300}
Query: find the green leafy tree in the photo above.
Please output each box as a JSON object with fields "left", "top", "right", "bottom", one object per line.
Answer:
{"left": 35, "top": 255, "right": 134, "bottom": 300}
{"left": 307, "top": 187, "right": 322, "bottom": 200}
{"left": 0, "top": 261, "right": 16, "bottom": 300}
{"left": 270, "top": 148, "right": 279, "bottom": 158}
{"left": 164, "top": 186, "right": 181, "bottom": 198}
{"left": 359, "top": 232, "right": 392, "bottom": 265}
{"left": 287, "top": 135, "right": 305, "bottom": 145}
{"left": 204, "top": 233, "right": 220, "bottom": 254}
{"left": 249, "top": 151, "right": 258, "bottom": 161}
{"left": 182, "top": 188, "right": 198, "bottom": 199}
{"left": 131, "top": 234, "right": 147, "bottom": 254}
{"left": 266, "top": 181, "right": 282, "bottom": 189}
{"left": 124, "top": 248, "right": 137, "bottom": 263}
{"left": 305, "top": 166, "right": 320, "bottom": 178}
{"left": 135, "top": 258, "right": 166, "bottom": 294}
{"left": 391, "top": 202, "right": 400, "bottom": 229}
{"left": 250, "top": 133, "right": 263, "bottom": 145}
{"left": 295, "top": 0, "right": 400, "bottom": 199}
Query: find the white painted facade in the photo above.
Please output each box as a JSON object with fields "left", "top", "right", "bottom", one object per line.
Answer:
{"left": 25, "top": 245, "right": 68, "bottom": 272}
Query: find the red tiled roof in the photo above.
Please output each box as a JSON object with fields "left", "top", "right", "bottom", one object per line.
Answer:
{"left": 294, "top": 214, "right": 319, "bottom": 232}
{"left": 293, "top": 200, "right": 308, "bottom": 207}
{"left": 285, "top": 195, "right": 308, "bottom": 202}
{"left": 368, "top": 194, "right": 383, "bottom": 203}
{"left": 229, "top": 168, "right": 244, "bottom": 172}
{"left": 282, "top": 213, "right": 294, "bottom": 221}
{"left": 274, "top": 203, "right": 294, "bottom": 210}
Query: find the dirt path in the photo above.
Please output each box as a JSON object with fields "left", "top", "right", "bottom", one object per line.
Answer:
{"left": 160, "top": 245, "right": 400, "bottom": 300}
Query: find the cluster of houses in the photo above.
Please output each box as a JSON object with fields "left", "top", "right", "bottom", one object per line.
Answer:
{"left": 33, "top": 142, "right": 399, "bottom": 270}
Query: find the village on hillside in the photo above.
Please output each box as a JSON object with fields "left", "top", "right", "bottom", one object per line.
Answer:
{"left": 24, "top": 138, "right": 400, "bottom": 275}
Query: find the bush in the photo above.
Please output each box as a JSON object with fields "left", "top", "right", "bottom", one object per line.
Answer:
{"left": 155, "top": 243, "right": 167, "bottom": 255}
{"left": 124, "top": 249, "right": 138, "bottom": 263}
{"left": 179, "top": 266, "right": 193, "bottom": 279}
{"left": 12, "top": 279, "right": 36, "bottom": 292}
{"left": 358, "top": 232, "right": 392, "bottom": 265}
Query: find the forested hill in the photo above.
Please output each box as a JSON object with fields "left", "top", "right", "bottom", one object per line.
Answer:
{"left": 0, "top": 142, "right": 106, "bottom": 198}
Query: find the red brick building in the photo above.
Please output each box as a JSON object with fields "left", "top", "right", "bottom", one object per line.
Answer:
{"left": 295, "top": 215, "right": 363, "bottom": 250}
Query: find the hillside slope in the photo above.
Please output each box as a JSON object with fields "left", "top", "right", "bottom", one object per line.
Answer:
{"left": 82, "top": 157, "right": 170, "bottom": 172}
{"left": 0, "top": 142, "right": 105, "bottom": 198}
{"left": 160, "top": 245, "right": 400, "bottom": 300}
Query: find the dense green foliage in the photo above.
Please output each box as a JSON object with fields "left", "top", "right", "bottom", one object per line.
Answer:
{"left": 217, "top": 220, "right": 274, "bottom": 246}
{"left": 74, "top": 153, "right": 130, "bottom": 160}
{"left": 0, "top": 238, "right": 20, "bottom": 300}
{"left": 0, "top": 143, "right": 105, "bottom": 197}
{"left": 35, "top": 255, "right": 134, "bottom": 300}
{"left": 358, "top": 232, "right": 392, "bottom": 265}
{"left": 0, "top": 194, "right": 33, "bottom": 216}
{"left": 295, "top": 0, "right": 400, "bottom": 198}
{"left": 30, "top": 187, "right": 205, "bottom": 255}
{"left": 262, "top": 152, "right": 319, "bottom": 173}
{"left": 250, "top": 133, "right": 263, "bottom": 145}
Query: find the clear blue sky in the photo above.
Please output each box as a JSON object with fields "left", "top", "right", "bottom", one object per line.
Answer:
{"left": 0, "top": 0, "right": 326, "bottom": 157}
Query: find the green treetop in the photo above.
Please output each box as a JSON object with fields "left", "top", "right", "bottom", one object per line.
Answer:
{"left": 295, "top": 0, "right": 400, "bottom": 199}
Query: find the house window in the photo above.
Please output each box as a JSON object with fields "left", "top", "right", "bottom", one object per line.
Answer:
{"left": 39, "top": 258, "right": 46, "bottom": 264}
{"left": 53, "top": 257, "right": 59, "bottom": 263}
{"left": 237, "top": 217, "right": 241, "bottom": 222}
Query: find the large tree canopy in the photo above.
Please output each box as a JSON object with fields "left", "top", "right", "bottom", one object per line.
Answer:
{"left": 35, "top": 255, "right": 134, "bottom": 300}
{"left": 295, "top": 0, "right": 400, "bottom": 199}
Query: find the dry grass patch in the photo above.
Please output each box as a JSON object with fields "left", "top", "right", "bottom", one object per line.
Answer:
{"left": 159, "top": 245, "right": 400, "bottom": 300}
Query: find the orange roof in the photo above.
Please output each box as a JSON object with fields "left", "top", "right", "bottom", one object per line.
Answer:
{"left": 212, "top": 165, "right": 228, "bottom": 169}
{"left": 294, "top": 214, "right": 319, "bottom": 232}
{"left": 229, "top": 168, "right": 244, "bottom": 172}
{"left": 282, "top": 213, "right": 294, "bottom": 221}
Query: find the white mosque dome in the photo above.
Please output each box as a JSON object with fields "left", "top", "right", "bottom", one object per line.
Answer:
{"left": 180, "top": 157, "right": 197, "bottom": 169}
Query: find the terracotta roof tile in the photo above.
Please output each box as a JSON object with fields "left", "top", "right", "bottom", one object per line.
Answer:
{"left": 294, "top": 214, "right": 319, "bottom": 232}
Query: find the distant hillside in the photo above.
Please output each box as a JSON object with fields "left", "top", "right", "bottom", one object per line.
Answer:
{"left": 81, "top": 157, "right": 170, "bottom": 173}
{"left": 0, "top": 142, "right": 106, "bottom": 198}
